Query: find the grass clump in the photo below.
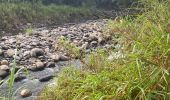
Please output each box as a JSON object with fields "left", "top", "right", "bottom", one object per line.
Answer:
{"left": 40, "top": 0, "right": 170, "bottom": 99}
{"left": 25, "top": 27, "right": 34, "bottom": 36}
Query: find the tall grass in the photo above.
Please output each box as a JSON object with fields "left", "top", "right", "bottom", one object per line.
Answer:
{"left": 0, "top": 2, "right": 97, "bottom": 32}
{"left": 40, "top": 0, "right": 170, "bottom": 99}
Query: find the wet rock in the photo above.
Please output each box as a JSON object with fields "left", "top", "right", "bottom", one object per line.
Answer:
{"left": 1, "top": 60, "right": 9, "bottom": 65}
{"left": 20, "top": 89, "right": 32, "bottom": 98}
{"left": 46, "top": 62, "right": 55, "bottom": 68}
{"left": 0, "top": 65, "right": 9, "bottom": 72}
{"left": 30, "top": 48, "right": 44, "bottom": 57}
{"left": 6, "top": 49, "right": 15, "bottom": 57}
{"left": 15, "top": 73, "right": 27, "bottom": 82}
{"left": 0, "top": 70, "right": 8, "bottom": 77}
{"left": 39, "top": 74, "right": 54, "bottom": 82}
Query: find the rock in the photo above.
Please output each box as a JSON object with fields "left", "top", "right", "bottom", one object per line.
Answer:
{"left": 80, "top": 42, "right": 88, "bottom": 50}
{"left": 8, "top": 38, "right": 16, "bottom": 44}
{"left": 30, "top": 42, "right": 38, "bottom": 46}
{"left": 0, "top": 65, "right": 9, "bottom": 72}
{"left": 98, "top": 37, "right": 105, "bottom": 44}
{"left": 25, "top": 45, "right": 31, "bottom": 49}
{"left": 0, "top": 49, "right": 3, "bottom": 56}
{"left": 2, "top": 45, "right": 9, "bottom": 50}
{"left": 28, "top": 61, "right": 45, "bottom": 71}
{"left": 20, "top": 89, "right": 32, "bottom": 98}
{"left": 6, "top": 49, "right": 15, "bottom": 57}
{"left": 39, "top": 74, "right": 54, "bottom": 82}
{"left": 89, "top": 34, "right": 98, "bottom": 42}
{"left": 15, "top": 73, "right": 26, "bottom": 82}
{"left": 0, "top": 70, "right": 9, "bottom": 77}
{"left": 59, "top": 55, "right": 69, "bottom": 61}
{"left": 1, "top": 60, "right": 9, "bottom": 65}
{"left": 30, "top": 48, "right": 44, "bottom": 57}
{"left": 51, "top": 54, "right": 60, "bottom": 62}
{"left": 90, "top": 41, "right": 98, "bottom": 47}
{"left": 46, "top": 62, "right": 56, "bottom": 68}
{"left": 23, "top": 51, "right": 30, "bottom": 57}
{"left": 44, "top": 48, "right": 50, "bottom": 53}
{"left": 36, "top": 61, "right": 45, "bottom": 69}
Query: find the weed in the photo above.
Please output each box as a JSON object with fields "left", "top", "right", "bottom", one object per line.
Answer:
{"left": 25, "top": 27, "right": 34, "bottom": 36}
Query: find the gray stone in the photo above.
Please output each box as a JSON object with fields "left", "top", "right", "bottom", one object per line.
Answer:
{"left": 0, "top": 65, "right": 9, "bottom": 72}
{"left": 59, "top": 55, "right": 69, "bottom": 61}
{"left": 36, "top": 61, "right": 45, "bottom": 69}
{"left": 30, "top": 48, "right": 44, "bottom": 57}
{"left": 46, "top": 62, "right": 56, "bottom": 68}
{"left": 23, "top": 51, "right": 30, "bottom": 57}
{"left": 98, "top": 37, "right": 105, "bottom": 44}
{"left": 6, "top": 49, "right": 15, "bottom": 57}
{"left": 80, "top": 42, "right": 88, "bottom": 50}
{"left": 0, "top": 70, "right": 8, "bottom": 77}
{"left": 0, "top": 49, "right": 3, "bottom": 56}
{"left": 15, "top": 73, "right": 27, "bottom": 82}
{"left": 51, "top": 54, "right": 60, "bottom": 62}
{"left": 90, "top": 41, "right": 98, "bottom": 47}
{"left": 39, "top": 74, "right": 54, "bottom": 82}
{"left": 20, "top": 89, "right": 32, "bottom": 98}
{"left": 1, "top": 60, "right": 9, "bottom": 65}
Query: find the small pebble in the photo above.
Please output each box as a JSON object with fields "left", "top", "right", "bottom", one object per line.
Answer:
{"left": 20, "top": 89, "right": 32, "bottom": 98}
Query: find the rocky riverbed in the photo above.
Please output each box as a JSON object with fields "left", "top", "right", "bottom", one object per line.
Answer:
{"left": 0, "top": 19, "right": 120, "bottom": 99}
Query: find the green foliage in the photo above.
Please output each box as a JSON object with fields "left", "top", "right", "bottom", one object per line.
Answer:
{"left": 40, "top": 0, "right": 170, "bottom": 99}
{"left": 25, "top": 27, "right": 34, "bottom": 36}
{"left": 0, "top": 2, "right": 96, "bottom": 32}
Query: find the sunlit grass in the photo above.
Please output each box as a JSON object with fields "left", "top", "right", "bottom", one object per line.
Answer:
{"left": 40, "top": 0, "right": 170, "bottom": 99}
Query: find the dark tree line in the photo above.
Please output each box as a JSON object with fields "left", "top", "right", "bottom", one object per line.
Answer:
{"left": 0, "top": 0, "right": 133, "bottom": 9}
{"left": 41, "top": 0, "right": 133, "bottom": 9}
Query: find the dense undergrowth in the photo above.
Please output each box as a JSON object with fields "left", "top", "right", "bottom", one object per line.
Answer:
{"left": 40, "top": 0, "right": 170, "bottom": 99}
